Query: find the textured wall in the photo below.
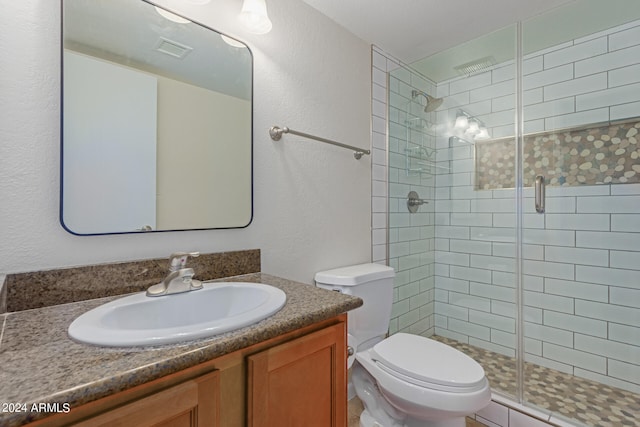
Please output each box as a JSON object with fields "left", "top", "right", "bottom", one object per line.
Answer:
{"left": 0, "top": 0, "right": 371, "bottom": 285}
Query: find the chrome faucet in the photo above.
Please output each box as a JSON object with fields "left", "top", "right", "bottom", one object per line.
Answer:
{"left": 146, "top": 252, "right": 203, "bottom": 297}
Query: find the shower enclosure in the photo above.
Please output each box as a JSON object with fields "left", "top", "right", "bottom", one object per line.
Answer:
{"left": 379, "top": 1, "right": 640, "bottom": 425}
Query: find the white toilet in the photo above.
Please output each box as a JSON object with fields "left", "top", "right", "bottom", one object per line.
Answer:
{"left": 315, "top": 263, "right": 491, "bottom": 427}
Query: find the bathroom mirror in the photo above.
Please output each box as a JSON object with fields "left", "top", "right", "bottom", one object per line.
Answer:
{"left": 61, "top": 0, "right": 253, "bottom": 235}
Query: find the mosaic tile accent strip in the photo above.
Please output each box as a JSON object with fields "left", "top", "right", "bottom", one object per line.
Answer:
{"left": 5, "top": 249, "right": 260, "bottom": 312}
{"left": 432, "top": 336, "right": 640, "bottom": 427}
{"left": 475, "top": 119, "right": 640, "bottom": 189}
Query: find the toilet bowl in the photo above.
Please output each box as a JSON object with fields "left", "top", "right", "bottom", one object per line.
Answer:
{"left": 315, "top": 263, "right": 491, "bottom": 427}
{"left": 354, "top": 333, "right": 491, "bottom": 427}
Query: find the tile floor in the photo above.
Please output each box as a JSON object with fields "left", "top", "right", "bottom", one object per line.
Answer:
{"left": 433, "top": 336, "right": 639, "bottom": 427}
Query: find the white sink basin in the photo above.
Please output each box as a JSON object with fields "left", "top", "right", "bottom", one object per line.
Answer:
{"left": 68, "top": 282, "right": 287, "bottom": 347}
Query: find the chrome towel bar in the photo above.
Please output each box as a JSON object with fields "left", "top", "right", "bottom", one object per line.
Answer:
{"left": 269, "top": 126, "right": 371, "bottom": 160}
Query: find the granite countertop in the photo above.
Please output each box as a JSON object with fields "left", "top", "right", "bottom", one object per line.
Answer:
{"left": 0, "top": 273, "right": 362, "bottom": 427}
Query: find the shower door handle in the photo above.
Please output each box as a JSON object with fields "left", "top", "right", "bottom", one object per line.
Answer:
{"left": 535, "top": 175, "right": 545, "bottom": 213}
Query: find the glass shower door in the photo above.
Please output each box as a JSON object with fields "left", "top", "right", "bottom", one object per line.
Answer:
{"left": 519, "top": 2, "right": 640, "bottom": 424}
{"left": 402, "top": 24, "right": 521, "bottom": 400}
{"left": 388, "top": 1, "right": 640, "bottom": 425}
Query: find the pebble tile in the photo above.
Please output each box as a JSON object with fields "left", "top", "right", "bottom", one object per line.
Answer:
{"left": 476, "top": 119, "right": 640, "bottom": 189}
{"left": 433, "top": 336, "right": 640, "bottom": 427}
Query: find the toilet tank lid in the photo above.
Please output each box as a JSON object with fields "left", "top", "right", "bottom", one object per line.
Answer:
{"left": 315, "top": 263, "right": 395, "bottom": 286}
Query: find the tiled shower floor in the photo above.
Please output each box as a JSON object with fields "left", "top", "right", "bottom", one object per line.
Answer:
{"left": 433, "top": 336, "right": 640, "bottom": 427}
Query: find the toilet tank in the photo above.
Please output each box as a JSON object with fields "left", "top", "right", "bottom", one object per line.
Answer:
{"left": 315, "top": 263, "right": 395, "bottom": 348}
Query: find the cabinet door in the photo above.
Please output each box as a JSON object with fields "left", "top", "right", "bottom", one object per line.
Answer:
{"left": 247, "top": 322, "right": 347, "bottom": 427}
{"left": 73, "top": 370, "right": 219, "bottom": 427}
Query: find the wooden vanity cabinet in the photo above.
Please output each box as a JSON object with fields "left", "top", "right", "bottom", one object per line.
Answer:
{"left": 27, "top": 315, "right": 347, "bottom": 427}
{"left": 247, "top": 322, "right": 346, "bottom": 427}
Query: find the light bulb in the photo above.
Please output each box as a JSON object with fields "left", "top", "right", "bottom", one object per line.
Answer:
{"left": 476, "top": 127, "right": 490, "bottom": 140}
{"left": 239, "top": 0, "right": 273, "bottom": 34}
{"left": 468, "top": 119, "right": 480, "bottom": 134}
{"left": 454, "top": 114, "right": 468, "bottom": 130}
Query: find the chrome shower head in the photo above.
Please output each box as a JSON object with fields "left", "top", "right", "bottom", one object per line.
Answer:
{"left": 412, "top": 90, "right": 444, "bottom": 113}
{"left": 424, "top": 94, "right": 444, "bottom": 112}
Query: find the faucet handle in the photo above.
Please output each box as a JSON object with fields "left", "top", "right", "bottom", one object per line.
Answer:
{"left": 168, "top": 252, "right": 200, "bottom": 271}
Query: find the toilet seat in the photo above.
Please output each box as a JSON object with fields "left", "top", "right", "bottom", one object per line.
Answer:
{"left": 370, "top": 333, "right": 487, "bottom": 393}
{"left": 355, "top": 347, "right": 492, "bottom": 420}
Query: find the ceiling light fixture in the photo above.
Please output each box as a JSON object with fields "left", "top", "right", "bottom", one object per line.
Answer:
{"left": 453, "top": 110, "right": 491, "bottom": 141}
{"left": 239, "top": 0, "right": 273, "bottom": 34}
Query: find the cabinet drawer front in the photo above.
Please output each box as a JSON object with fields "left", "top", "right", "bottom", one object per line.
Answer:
{"left": 73, "top": 370, "right": 219, "bottom": 427}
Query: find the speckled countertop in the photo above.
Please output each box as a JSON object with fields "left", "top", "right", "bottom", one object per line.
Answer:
{"left": 0, "top": 273, "right": 362, "bottom": 427}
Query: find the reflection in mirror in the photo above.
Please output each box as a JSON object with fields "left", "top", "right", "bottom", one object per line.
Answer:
{"left": 61, "top": 0, "right": 253, "bottom": 235}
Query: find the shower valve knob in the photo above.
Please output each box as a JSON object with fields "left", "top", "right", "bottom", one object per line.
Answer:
{"left": 407, "top": 191, "right": 428, "bottom": 213}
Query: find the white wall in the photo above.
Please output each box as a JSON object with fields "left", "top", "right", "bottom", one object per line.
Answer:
{"left": 63, "top": 50, "right": 158, "bottom": 234}
{"left": 156, "top": 76, "right": 252, "bottom": 229}
{"left": 0, "top": 0, "right": 372, "bottom": 285}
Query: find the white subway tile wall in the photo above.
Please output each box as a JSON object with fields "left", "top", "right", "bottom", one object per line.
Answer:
{"left": 372, "top": 47, "right": 436, "bottom": 336}
{"left": 432, "top": 19, "right": 640, "bottom": 394}
{"left": 391, "top": 54, "right": 437, "bottom": 336}
{"left": 371, "top": 47, "right": 389, "bottom": 267}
